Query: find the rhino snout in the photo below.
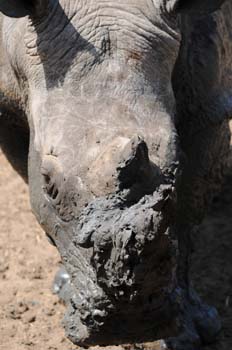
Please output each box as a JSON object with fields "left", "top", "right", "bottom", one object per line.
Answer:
{"left": 41, "top": 135, "right": 165, "bottom": 223}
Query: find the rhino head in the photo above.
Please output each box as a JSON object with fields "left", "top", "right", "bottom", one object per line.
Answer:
{"left": 0, "top": 0, "right": 229, "bottom": 348}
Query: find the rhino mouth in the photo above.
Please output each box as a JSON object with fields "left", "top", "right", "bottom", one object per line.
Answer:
{"left": 53, "top": 183, "right": 178, "bottom": 346}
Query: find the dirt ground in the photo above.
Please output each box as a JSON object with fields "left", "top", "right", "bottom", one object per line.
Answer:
{"left": 0, "top": 149, "right": 231, "bottom": 350}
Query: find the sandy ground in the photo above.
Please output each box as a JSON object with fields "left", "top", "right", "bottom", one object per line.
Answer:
{"left": 0, "top": 150, "right": 231, "bottom": 350}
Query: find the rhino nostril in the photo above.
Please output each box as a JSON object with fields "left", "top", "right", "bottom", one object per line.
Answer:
{"left": 52, "top": 187, "right": 59, "bottom": 200}
{"left": 42, "top": 174, "right": 60, "bottom": 201}
{"left": 43, "top": 174, "right": 51, "bottom": 185}
{"left": 41, "top": 155, "right": 63, "bottom": 202}
{"left": 46, "top": 182, "right": 59, "bottom": 200}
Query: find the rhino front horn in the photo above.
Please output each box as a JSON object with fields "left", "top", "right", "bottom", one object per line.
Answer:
{"left": 87, "top": 135, "right": 163, "bottom": 199}
{"left": 117, "top": 135, "right": 163, "bottom": 192}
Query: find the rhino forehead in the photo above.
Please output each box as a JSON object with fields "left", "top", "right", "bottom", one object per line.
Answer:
{"left": 26, "top": 0, "right": 179, "bottom": 48}
{"left": 18, "top": 0, "right": 180, "bottom": 85}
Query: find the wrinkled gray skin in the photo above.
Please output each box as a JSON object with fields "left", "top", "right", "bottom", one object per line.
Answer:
{"left": 0, "top": 0, "right": 232, "bottom": 349}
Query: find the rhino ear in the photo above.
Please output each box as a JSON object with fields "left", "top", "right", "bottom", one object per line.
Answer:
{"left": 167, "top": 0, "right": 226, "bottom": 14}
{"left": 0, "top": 0, "right": 45, "bottom": 18}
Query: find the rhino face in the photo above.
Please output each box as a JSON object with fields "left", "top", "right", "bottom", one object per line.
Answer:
{"left": 0, "top": 0, "right": 227, "bottom": 347}
{"left": 2, "top": 0, "right": 181, "bottom": 225}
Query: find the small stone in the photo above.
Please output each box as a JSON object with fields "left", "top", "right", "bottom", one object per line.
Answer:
{"left": 27, "top": 315, "right": 36, "bottom": 323}
{"left": 23, "top": 340, "right": 35, "bottom": 346}
{"left": 23, "top": 311, "right": 36, "bottom": 323}
{"left": 0, "top": 261, "right": 9, "bottom": 273}
{"left": 44, "top": 307, "right": 56, "bottom": 316}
